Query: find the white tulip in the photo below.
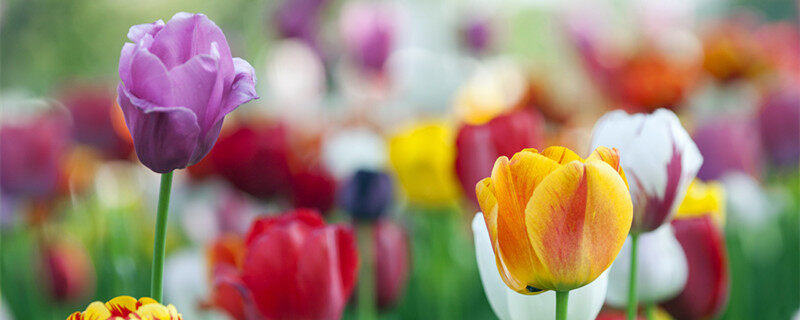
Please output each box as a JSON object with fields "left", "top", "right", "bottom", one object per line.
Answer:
{"left": 472, "top": 213, "right": 608, "bottom": 320}
{"left": 590, "top": 109, "right": 703, "bottom": 232}
{"left": 605, "top": 224, "right": 688, "bottom": 307}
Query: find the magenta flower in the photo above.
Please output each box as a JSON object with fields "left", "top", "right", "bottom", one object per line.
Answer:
{"left": 117, "top": 12, "right": 258, "bottom": 173}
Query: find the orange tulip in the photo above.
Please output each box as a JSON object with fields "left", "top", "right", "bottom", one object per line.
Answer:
{"left": 476, "top": 146, "right": 632, "bottom": 294}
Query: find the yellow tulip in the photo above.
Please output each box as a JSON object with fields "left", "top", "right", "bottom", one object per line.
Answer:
{"left": 388, "top": 121, "right": 461, "bottom": 206}
{"left": 476, "top": 146, "right": 632, "bottom": 294}
{"left": 66, "top": 296, "right": 182, "bottom": 320}
{"left": 675, "top": 179, "right": 726, "bottom": 225}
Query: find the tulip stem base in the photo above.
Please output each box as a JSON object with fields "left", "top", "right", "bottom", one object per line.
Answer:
{"left": 627, "top": 232, "right": 640, "bottom": 320}
{"left": 555, "top": 290, "right": 569, "bottom": 320}
{"left": 150, "top": 171, "right": 173, "bottom": 302}
{"left": 356, "top": 223, "right": 377, "bottom": 320}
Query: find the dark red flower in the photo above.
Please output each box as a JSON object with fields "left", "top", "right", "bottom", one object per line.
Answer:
{"left": 662, "top": 216, "right": 729, "bottom": 319}
{"left": 58, "top": 84, "right": 132, "bottom": 160}
{"left": 374, "top": 221, "right": 410, "bottom": 309}
{"left": 40, "top": 241, "right": 96, "bottom": 302}
{"left": 289, "top": 165, "right": 337, "bottom": 214}
{"left": 454, "top": 109, "right": 544, "bottom": 206}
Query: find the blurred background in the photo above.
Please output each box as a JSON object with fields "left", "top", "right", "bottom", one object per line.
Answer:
{"left": 0, "top": 0, "right": 798, "bottom": 319}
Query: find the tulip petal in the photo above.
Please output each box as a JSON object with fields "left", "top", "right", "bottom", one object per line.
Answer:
{"left": 118, "top": 84, "right": 200, "bottom": 173}
{"left": 127, "top": 20, "right": 165, "bottom": 43}
{"left": 223, "top": 58, "right": 259, "bottom": 115}
{"left": 242, "top": 226, "right": 302, "bottom": 319}
{"left": 148, "top": 12, "right": 233, "bottom": 74}
{"left": 83, "top": 301, "right": 112, "bottom": 319}
{"left": 525, "top": 160, "right": 631, "bottom": 290}
{"left": 125, "top": 48, "right": 172, "bottom": 107}
{"left": 588, "top": 146, "right": 628, "bottom": 188}
{"left": 106, "top": 295, "right": 138, "bottom": 316}
{"left": 479, "top": 151, "right": 561, "bottom": 292}
{"left": 168, "top": 52, "right": 222, "bottom": 130}
{"left": 540, "top": 146, "right": 582, "bottom": 165}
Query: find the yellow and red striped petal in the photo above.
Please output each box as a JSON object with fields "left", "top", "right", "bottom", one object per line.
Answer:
{"left": 66, "top": 296, "right": 182, "bottom": 320}
{"left": 524, "top": 159, "right": 632, "bottom": 291}
{"left": 588, "top": 146, "right": 628, "bottom": 188}
{"left": 83, "top": 301, "right": 112, "bottom": 319}
{"left": 540, "top": 146, "right": 583, "bottom": 165}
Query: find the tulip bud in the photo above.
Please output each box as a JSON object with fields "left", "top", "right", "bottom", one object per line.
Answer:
{"left": 339, "top": 170, "right": 394, "bottom": 222}
{"left": 40, "top": 241, "right": 95, "bottom": 302}
{"left": 374, "top": 221, "right": 410, "bottom": 309}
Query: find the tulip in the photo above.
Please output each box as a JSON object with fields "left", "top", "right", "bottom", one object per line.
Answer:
{"left": 461, "top": 15, "right": 493, "bottom": 55}
{"left": 339, "top": 169, "right": 394, "bottom": 222}
{"left": 693, "top": 117, "right": 761, "bottom": 181}
{"left": 374, "top": 220, "right": 410, "bottom": 309}
{"left": 604, "top": 224, "right": 688, "bottom": 308}
{"left": 662, "top": 216, "right": 729, "bottom": 319}
{"left": 58, "top": 84, "right": 132, "bottom": 160}
{"left": 190, "top": 123, "right": 292, "bottom": 199}
{"left": 208, "top": 209, "right": 359, "bottom": 320}
{"left": 475, "top": 146, "right": 632, "bottom": 319}
{"left": 455, "top": 109, "right": 545, "bottom": 206}
{"left": 340, "top": 2, "right": 395, "bottom": 74}
{"left": 472, "top": 214, "right": 609, "bottom": 320}
{"left": 117, "top": 12, "right": 258, "bottom": 173}
{"left": 290, "top": 165, "right": 337, "bottom": 214}
{"left": 661, "top": 179, "right": 728, "bottom": 319}
{"left": 759, "top": 82, "right": 800, "bottom": 167}
{"left": 66, "top": 296, "right": 182, "bottom": 320}
{"left": 388, "top": 122, "right": 461, "bottom": 206}
{"left": 273, "top": 0, "right": 329, "bottom": 54}
{"left": 40, "top": 241, "right": 96, "bottom": 302}
{"left": 0, "top": 113, "right": 69, "bottom": 199}
{"left": 590, "top": 109, "right": 703, "bottom": 233}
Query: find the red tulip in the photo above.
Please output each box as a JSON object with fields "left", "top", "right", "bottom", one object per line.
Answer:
{"left": 374, "top": 221, "right": 410, "bottom": 309}
{"left": 208, "top": 209, "right": 359, "bottom": 320}
{"left": 454, "top": 109, "right": 544, "bottom": 205}
{"left": 40, "top": 241, "right": 96, "bottom": 302}
{"left": 662, "top": 216, "right": 729, "bottom": 319}
{"left": 289, "top": 165, "right": 337, "bottom": 214}
{"left": 58, "top": 84, "right": 132, "bottom": 160}
{"left": 189, "top": 123, "right": 293, "bottom": 199}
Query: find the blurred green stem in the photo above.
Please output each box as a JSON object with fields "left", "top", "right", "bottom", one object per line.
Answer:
{"left": 150, "top": 171, "right": 173, "bottom": 302}
{"left": 627, "top": 233, "right": 640, "bottom": 320}
{"left": 644, "top": 302, "right": 656, "bottom": 320}
{"left": 357, "top": 223, "right": 377, "bottom": 320}
{"left": 556, "top": 290, "right": 569, "bottom": 320}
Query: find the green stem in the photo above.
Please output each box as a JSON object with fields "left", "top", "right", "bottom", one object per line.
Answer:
{"left": 150, "top": 171, "right": 173, "bottom": 302}
{"left": 555, "top": 290, "right": 569, "bottom": 320}
{"left": 644, "top": 302, "right": 656, "bottom": 320}
{"left": 627, "top": 233, "right": 640, "bottom": 320}
{"left": 356, "top": 223, "right": 377, "bottom": 320}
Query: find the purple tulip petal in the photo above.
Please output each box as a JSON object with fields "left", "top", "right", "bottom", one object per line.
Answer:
{"left": 223, "top": 57, "right": 259, "bottom": 115}
{"left": 169, "top": 52, "right": 223, "bottom": 130}
{"left": 118, "top": 84, "right": 200, "bottom": 173}
{"left": 126, "top": 49, "right": 172, "bottom": 107}
{"left": 118, "top": 43, "right": 137, "bottom": 85}
{"left": 148, "top": 12, "right": 233, "bottom": 74}
{"left": 127, "top": 19, "right": 166, "bottom": 43}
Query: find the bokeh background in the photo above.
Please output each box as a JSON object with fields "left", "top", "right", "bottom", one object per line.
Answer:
{"left": 1, "top": 0, "right": 798, "bottom": 319}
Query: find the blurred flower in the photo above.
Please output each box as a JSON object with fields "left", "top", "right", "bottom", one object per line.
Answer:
{"left": 721, "top": 173, "right": 780, "bottom": 230}
{"left": 0, "top": 113, "right": 70, "bottom": 199}
{"left": 289, "top": 164, "right": 337, "bottom": 214}
{"left": 190, "top": 123, "right": 292, "bottom": 199}
{"left": 40, "top": 240, "right": 96, "bottom": 302}
{"left": 455, "top": 109, "right": 544, "bottom": 206}
{"left": 322, "top": 127, "right": 386, "bottom": 180}
{"left": 117, "top": 12, "right": 258, "bottom": 173}
{"left": 759, "top": 81, "right": 800, "bottom": 167}
{"left": 374, "top": 220, "right": 410, "bottom": 309}
{"left": 461, "top": 15, "right": 493, "bottom": 55}
{"left": 273, "top": 0, "right": 328, "bottom": 53}
{"left": 58, "top": 84, "right": 132, "bottom": 160}
{"left": 67, "top": 296, "right": 182, "bottom": 320}
{"left": 388, "top": 122, "right": 461, "bottom": 206}
{"left": 475, "top": 146, "right": 631, "bottom": 293}
{"left": 702, "top": 19, "right": 770, "bottom": 83}
{"left": 262, "top": 40, "right": 326, "bottom": 129}
{"left": 591, "top": 109, "right": 702, "bottom": 233}
{"left": 340, "top": 2, "right": 395, "bottom": 74}
{"left": 605, "top": 224, "right": 688, "bottom": 307}
{"left": 453, "top": 59, "right": 526, "bottom": 125}
{"left": 164, "top": 250, "right": 221, "bottom": 320}
{"left": 675, "top": 179, "right": 726, "bottom": 225}
{"left": 339, "top": 169, "right": 393, "bottom": 222}
{"left": 208, "top": 209, "right": 358, "bottom": 320}
{"left": 662, "top": 215, "right": 729, "bottom": 319}
{"left": 472, "top": 214, "right": 608, "bottom": 320}
{"left": 693, "top": 117, "right": 761, "bottom": 181}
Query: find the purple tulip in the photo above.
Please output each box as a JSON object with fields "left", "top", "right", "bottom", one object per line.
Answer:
{"left": 462, "top": 16, "right": 492, "bottom": 55}
{"left": 0, "top": 114, "right": 70, "bottom": 199}
{"left": 693, "top": 117, "right": 762, "bottom": 181}
{"left": 338, "top": 169, "right": 394, "bottom": 221}
{"left": 117, "top": 12, "right": 258, "bottom": 173}
{"left": 340, "top": 2, "right": 395, "bottom": 73}
{"left": 759, "top": 83, "right": 800, "bottom": 167}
